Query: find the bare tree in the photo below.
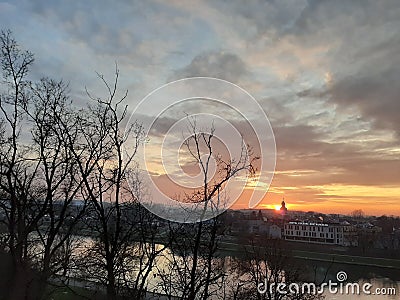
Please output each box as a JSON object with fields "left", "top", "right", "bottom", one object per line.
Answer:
{"left": 157, "top": 117, "right": 257, "bottom": 300}
{"left": 62, "top": 67, "right": 167, "bottom": 299}
{"left": 0, "top": 29, "right": 43, "bottom": 300}
{"left": 231, "top": 238, "right": 323, "bottom": 300}
{"left": 26, "top": 78, "right": 88, "bottom": 298}
{"left": 351, "top": 210, "right": 365, "bottom": 220}
{"left": 0, "top": 30, "right": 87, "bottom": 300}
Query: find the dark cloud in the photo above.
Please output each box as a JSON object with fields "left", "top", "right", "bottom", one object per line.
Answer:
{"left": 170, "top": 51, "right": 248, "bottom": 83}
{"left": 286, "top": 0, "right": 400, "bottom": 136}
{"left": 273, "top": 124, "right": 400, "bottom": 186}
{"left": 289, "top": 0, "right": 400, "bottom": 38}
{"left": 328, "top": 69, "right": 400, "bottom": 136}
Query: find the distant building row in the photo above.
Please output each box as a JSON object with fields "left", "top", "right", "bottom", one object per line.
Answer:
{"left": 283, "top": 221, "right": 359, "bottom": 246}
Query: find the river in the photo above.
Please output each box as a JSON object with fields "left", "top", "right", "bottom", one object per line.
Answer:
{"left": 33, "top": 235, "right": 400, "bottom": 299}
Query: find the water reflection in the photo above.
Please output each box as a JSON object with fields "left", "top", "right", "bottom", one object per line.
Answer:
{"left": 297, "top": 259, "right": 399, "bottom": 300}
{"left": 44, "top": 236, "right": 400, "bottom": 299}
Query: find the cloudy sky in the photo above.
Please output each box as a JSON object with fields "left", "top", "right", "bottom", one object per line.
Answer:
{"left": 1, "top": 0, "right": 400, "bottom": 216}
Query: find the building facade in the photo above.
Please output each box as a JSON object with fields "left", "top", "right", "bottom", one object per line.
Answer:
{"left": 284, "top": 221, "right": 344, "bottom": 245}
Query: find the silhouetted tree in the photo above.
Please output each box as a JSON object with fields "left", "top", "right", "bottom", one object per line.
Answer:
{"left": 0, "top": 30, "right": 86, "bottom": 300}
{"left": 61, "top": 67, "right": 166, "bottom": 299}
{"left": 157, "top": 117, "right": 257, "bottom": 300}
{"left": 232, "top": 238, "right": 323, "bottom": 300}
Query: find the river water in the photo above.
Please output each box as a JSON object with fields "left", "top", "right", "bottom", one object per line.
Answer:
{"left": 299, "top": 259, "right": 399, "bottom": 299}
{"left": 37, "top": 235, "right": 400, "bottom": 299}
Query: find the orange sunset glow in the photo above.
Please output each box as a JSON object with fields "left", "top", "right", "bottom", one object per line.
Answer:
{"left": 4, "top": 0, "right": 400, "bottom": 217}
{"left": 233, "top": 183, "right": 400, "bottom": 216}
{"left": 2, "top": 2, "right": 400, "bottom": 299}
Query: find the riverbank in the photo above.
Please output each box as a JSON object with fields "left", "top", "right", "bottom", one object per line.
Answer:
{"left": 217, "top": 240, "right": 400, "bottom": 270}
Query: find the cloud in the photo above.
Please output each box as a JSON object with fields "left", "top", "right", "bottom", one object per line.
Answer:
{"left": 2, "top": 0, "right": 400, "bottom": 214}
{"left": 273, "top": 124, "right": 400, "bottom": 187}
{"left": 285, "top": 0, "right": 400, "bottom": 136}
{"left": 170, "top": 51, "right": 248, "bottom": 83}
{"left": 328, "top": 68, "right": 400, "bottom": 137}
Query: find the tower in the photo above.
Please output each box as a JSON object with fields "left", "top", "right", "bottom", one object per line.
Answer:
{"left": 280, "top": 199, "right": 288, "bottom": 215}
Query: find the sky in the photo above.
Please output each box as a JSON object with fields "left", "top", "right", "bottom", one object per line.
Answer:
{"left": 1, "top": 0, "right": 400, "bottom": 216}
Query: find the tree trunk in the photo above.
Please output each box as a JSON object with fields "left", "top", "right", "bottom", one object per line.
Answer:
{"left": 106, "top": 260, "right": 117, "bottom": 300}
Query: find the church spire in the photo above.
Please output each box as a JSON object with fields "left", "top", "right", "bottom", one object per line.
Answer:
{"left": 280, "top": 197, "right": 288, "bottom": 215}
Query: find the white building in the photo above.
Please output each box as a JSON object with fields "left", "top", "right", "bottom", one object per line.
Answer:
{"left": 284, "top": 221, "right": 344, "bottom": 245}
